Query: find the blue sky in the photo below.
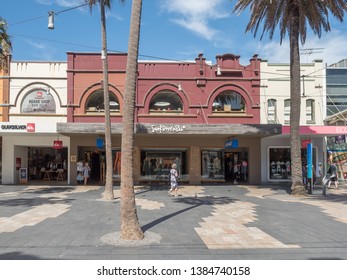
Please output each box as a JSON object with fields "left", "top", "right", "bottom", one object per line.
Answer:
{"left": 2, "top": 0, "right": 347, "bottom": 66}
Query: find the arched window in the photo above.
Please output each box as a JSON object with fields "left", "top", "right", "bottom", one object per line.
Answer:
{"left": 267, "top": 99, "right": 277, "bottom": 123}
{"left": 149, "top": 90, "right": 183, "bottom": 113}
{"left": 212, "top": 90, "right": 245, "bottom": 112}
{"left": 284, "top": 99, "right": 291, "bottom": 124}
{"left": 306, "top": 99, "right": 315, "bottom": 123}
{"left": 21, "top": 88, "right": 56, "bottom": 114}
{"left": 85, "top": 89, "right": 119, "bottom": 113}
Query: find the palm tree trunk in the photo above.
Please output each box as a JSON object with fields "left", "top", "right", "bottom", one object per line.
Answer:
{"left": 289, "top": 7, "right": 305, "bottom": 195}
{"left": 100, "top": 0, "right": 114, "bottom": 200}
{"left": 120, "top": 0, "right": 144, "bottom": 240}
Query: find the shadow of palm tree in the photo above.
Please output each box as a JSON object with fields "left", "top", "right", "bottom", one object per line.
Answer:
{"left": 0, "top": 251, "right": 43, "bottom": 260}
{"left": 0, "top": 197, "right": 74, "bottom": 207}
{"left": 23, "top": 186, "right": 74, "bottom": 194}
{"left": 141, "top": 196, "right": 237, "bottom": 232}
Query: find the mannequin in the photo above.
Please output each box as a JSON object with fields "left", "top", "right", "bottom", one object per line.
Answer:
{"left": 100, "top": 152, "right": 106, "bottom": 183}
{"left": 114, "top": 151, "right": 121, "bottom": 175}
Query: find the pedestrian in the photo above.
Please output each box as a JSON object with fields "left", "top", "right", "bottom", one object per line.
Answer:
{"left": 314, "top": 162, "right": 323, "bottom": 187}
{"left": 168, "top": 163, "right": 179, "bottom": 196}
{"left": 327, "top": 161, "right": 339, "bottom": 189}
{"left": 233, "top": 162, "right": 240, "bottom": 184}
{"left": 83, "top": 162, "right": 91, "bottom": 185}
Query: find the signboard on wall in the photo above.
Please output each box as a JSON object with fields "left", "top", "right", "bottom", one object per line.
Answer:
{"left": 21, "top": 89, "right": 56, "bottom": 114}
{"left": 19, "top": 168, "right": 28, "bottom": 184}
{"left": 225, "top": 139, "right": 238, "bottom": 149}
{"left": 53, "top": 140, "right": 63, "bottom": 149}
{"left": 301, "top": 139, "right": 311, "bottom": 148}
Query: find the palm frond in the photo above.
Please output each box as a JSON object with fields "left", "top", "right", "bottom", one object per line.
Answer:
{"left": 232, "top": 0, "right": 347, "bottom": 44}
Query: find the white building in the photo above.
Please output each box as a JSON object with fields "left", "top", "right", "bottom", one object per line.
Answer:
{"left": 0, "top": 61, "right": 69, "bottom": 184}
{"left": 259, "top": 59, "right": 328, "bottom": 184}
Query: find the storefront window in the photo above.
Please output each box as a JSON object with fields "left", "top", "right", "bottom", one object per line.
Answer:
{"left": 201, "top": 150, "right": 224, "bottom": 179}
{"left": 327, "top": 136, "right": 347, "bottom": 179}
{"left": 149, "top": 90, "right": 183, "bottom": 113}
{"left": 269, "top": 146, "right": 316, "bottom": 181}
{"left": 212, "top": 90, "right": 245, "bottom": 112}
{"left": 140, "top": 149, "right": 186, "bottom": 180}
{"left": 86, "top": 90, "right": 119, "bottom": 113}
{"left": 21, "top": 89, "right": 56, "bottom": 114}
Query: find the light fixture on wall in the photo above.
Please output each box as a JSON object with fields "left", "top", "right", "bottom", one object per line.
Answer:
{"left": 178, "top": 82, "right": 182, "bottom": 91}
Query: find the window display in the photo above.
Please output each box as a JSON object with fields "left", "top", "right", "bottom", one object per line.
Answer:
{"left": 212, "top": 90, "right": 245, "bottom": 112}
{"left": 140, "top": 149, "right": 186, "bottom": 180}
{"left": 85, "top": 90, "right": 119, "bottom": 113}
{"left": 201, "top": 150, "right": 224, "bottom": 179}
{"left": 269, "top": 146, "right": 316, "bottom": 181}
{"left": 149, "top": 90, "right": 183, "bottom": 113}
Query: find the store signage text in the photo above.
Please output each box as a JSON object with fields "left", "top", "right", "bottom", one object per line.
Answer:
{"left": 1, "top": 123, "right": 36, "bottom": 132}
{"left": 151, "top": 124, "right": 185, "bottom": 133}
{"left": 1, "top": 125, "right": 27, "bottom": 130}
{"left": 336, "top": 127, "right": 347, "bottom": 134}
{"left": 225, "top": 139, "right": 238, "bottom": 149}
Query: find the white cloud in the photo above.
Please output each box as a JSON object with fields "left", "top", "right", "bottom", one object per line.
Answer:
{"left": 161, "top": 0, "right": 229, "bottom": 41}
{"left": 301, "top": 30, "right": 347, "bottom": 66}
{"left": 27, "top": 40, "right": 46, "bottom": 50}
{"left": 55, "top": 0, "right": 85, "bottom": 8}
{"left": 106, "top": 10, "right": 123, "bottom": 21}
{"left": 26, "top": 40, "right": 57, "bottom": 60}
{"left": 36, "top": 0, "right": 53, "bottom": 5}
{"left": 36, "top": 0, "right": 87, "bottom": 8}
{"left": 254, "top": 30, "right": 347, "bottom": 65}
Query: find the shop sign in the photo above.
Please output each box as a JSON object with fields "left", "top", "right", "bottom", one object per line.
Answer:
{"left": 96, "top": 137, "right": 104, "bottom": 148}
{"left": 21, "top": 89, "right": 56, "bottom": 114}
{"left": 53, "top": 140, "right": 63, "bottom": 149}
{"left": 301, "top": 139, "right": 311, "bottom": 148}
{"left": 19, "top": 168, "right": 28, "bottom": 184}
{"left": 1, "top": 125, "right": 26, "bottom": 130}
{"left": 225, "top": 139, "right": 238, "bottom": 149}
{"left": 0, "top": 123, "right": 35, "bottom": 132}
{"left": 27, "top": 123, "right": 35, "bottom": 132}
{"left": 151, "top": 124, "right": 185, "bottom": 134}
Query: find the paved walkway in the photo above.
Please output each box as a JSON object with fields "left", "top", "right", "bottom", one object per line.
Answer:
{"left": 0, "top": 183, "right": 346, "bottom": 259}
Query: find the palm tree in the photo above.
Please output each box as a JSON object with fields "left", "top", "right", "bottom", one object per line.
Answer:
{"left": 0, "top": 17, "right": 12, "bottom": 70}
{"left": 120, "top": 0, "right": 144, "bottom": 240}
{"left": 87, "top": 0, "right": 124, "bottom": 200}
{"left": 232, "top": 0, "right": 347, "bottom": 195}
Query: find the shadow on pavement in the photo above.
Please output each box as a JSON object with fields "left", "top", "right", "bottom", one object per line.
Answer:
{"left": 142, "top": 196, "right": 237, "bottom": 232}
{"left": 0, "top": 197, "right": 75, "bottom": 207}
{"left": 0, "top": 251, "right": 43, "bottom": 260}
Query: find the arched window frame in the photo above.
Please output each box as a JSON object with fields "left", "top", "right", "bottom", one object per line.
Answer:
{"left": 212, "top": 90, "right": 246, "bottom": 113}
{"left": 85, "top": 89, "right": 120, "bottom": 114}
{"left": 149, "top": 90, "right": 183, "bottom": 114}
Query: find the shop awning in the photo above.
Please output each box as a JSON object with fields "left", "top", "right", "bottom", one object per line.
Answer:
{"left": 57, "top": 122, "right": 281, "bottom": 137}
{"left": 282, "top": 125, "right": 347, "bottom": 136}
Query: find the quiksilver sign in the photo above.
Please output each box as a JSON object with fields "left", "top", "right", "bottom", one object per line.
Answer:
{"left": 151, "top": 124, "right": 185, "bottom": 133}
{"left": 1, "top": 125, "right": 26, "bottom": 130}
{"left": 1, "top": 123, "right": 36, "bottom": 132}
